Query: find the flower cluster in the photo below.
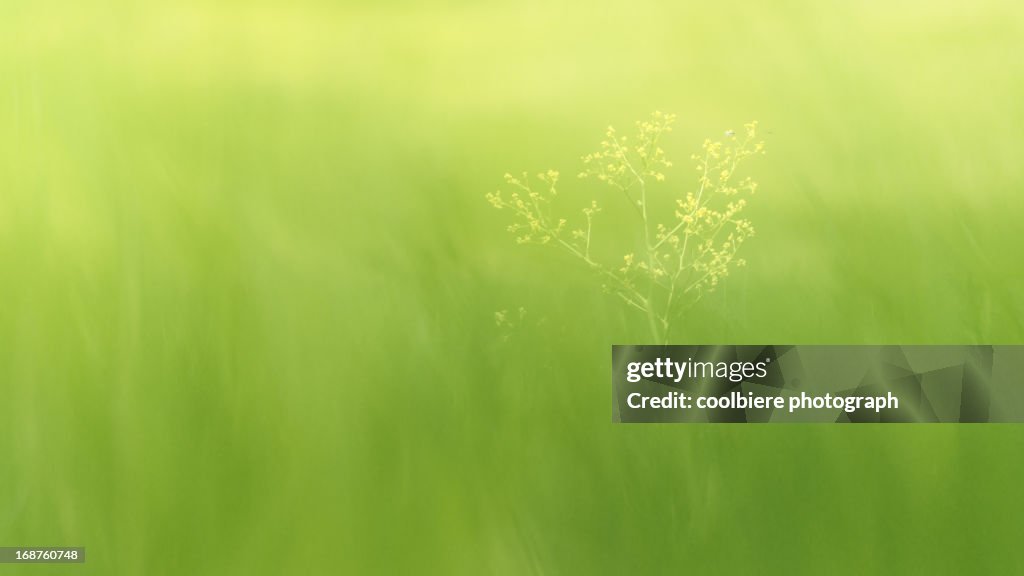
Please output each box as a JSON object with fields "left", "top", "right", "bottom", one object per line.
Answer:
{"left": 579, "top": 111, "right": 676, "bottom": 194}
{"left": 486, "top": 170, "right": 601, "bottom": 260}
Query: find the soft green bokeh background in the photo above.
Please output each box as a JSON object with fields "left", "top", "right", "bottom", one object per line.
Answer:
{"left": 2, "top": 0, "right": 1023, "bottom": 573}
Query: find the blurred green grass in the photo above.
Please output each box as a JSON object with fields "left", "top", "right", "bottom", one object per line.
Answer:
{"left": 2, "top": 0, "right": 1024, "bottom": 573}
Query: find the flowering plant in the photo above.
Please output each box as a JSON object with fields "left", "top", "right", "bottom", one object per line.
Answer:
{"left": 488, "top": 112, "right": 765, "bottom": 343}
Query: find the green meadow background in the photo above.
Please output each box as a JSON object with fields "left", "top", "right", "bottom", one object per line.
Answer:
{"left": 2, "top": 0, "right": 1023, "bottom": 573}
